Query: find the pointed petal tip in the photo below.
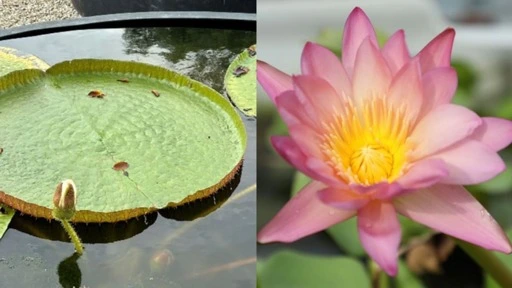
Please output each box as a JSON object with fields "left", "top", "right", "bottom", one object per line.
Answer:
{"left": 350, "top": 6, "right": 366, "bottom": 16}
{"left": 257, "top": 61, "right": 293, "bottom": 104}
{"left": 257, "top": 229, "right": 279, "bottom": 244}
{"left": 382, "top": 263, "right": 398, "bottom": 276}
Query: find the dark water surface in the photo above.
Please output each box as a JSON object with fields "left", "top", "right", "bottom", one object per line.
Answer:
{"left": 0, "top": 27, "right": 256, "bottom": 288}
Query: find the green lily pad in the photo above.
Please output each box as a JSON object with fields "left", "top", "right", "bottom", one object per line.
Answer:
{"left": 0, "top": 59, "right": 246, "bottom": 223}
{"left": 0, "top": 204, "right": 15, "bottom": 240}
{"left": 0, "top": 47, "right": 49, "bottom": 76}
{"left": 258, "top": 250, "right": 370, "bottom": 288}
{"left": 224, "top": 45, "right": 256, "bottom": 117}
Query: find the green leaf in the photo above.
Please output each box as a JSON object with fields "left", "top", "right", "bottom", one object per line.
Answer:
{"left": 290, "top": 172, "right": 365, "bottom": 256}
{"left": 224, "top": 45, "right": 256, "bottom": 117}
{"left": 0, "top": 59, "right": 246, "bottom": 223}
{"left": 485, "top": 229, "right": 512, "bottom": 288}
{"left": 258, "top": 250, "right": 371, "bottom": 288}
{"left": 0, "top": 47, "right": 49, "bottom": 76}
{"left": 0, "top": 204, "right": 15, "bottom": 240}
{"left": 395, "top": 261, "right": 425, "bottom": 288}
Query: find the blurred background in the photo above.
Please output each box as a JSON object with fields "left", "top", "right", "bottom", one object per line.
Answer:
{"left": 257, "top": 0, "right": 512, "bottom": 287}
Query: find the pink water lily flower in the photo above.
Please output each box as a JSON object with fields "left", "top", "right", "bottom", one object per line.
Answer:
{"left": 258, "top": 7, "right": 512, "bottom": 275}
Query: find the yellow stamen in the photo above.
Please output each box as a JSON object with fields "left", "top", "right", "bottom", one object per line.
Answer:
{"left": 321, "top": 96, "right": 410, "bottom": 185}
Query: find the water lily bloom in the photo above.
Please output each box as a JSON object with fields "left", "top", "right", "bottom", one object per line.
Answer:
{"left": 258, "top": 7, "right": 512, "bottom": 275}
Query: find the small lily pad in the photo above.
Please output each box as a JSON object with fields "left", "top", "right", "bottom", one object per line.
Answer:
{"left": 0, "top": 47, "right": 49, "bottom": 76}
{"left": 224, "top": 45, "right": 256, "bottom": 117}
{"left": 0, "top": 204, "right": 15, "bottom": 240}
{"left": 0, "top": 59, "right": 246, "bottom": 223}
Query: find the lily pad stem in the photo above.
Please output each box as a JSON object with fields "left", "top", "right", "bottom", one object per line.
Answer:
{"left": 455, "top": 239, "right": 512, "bottom": 287}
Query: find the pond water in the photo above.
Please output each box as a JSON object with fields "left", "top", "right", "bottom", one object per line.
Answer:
{"left": 0, "top": 27, "right": 256, "bottom": 288}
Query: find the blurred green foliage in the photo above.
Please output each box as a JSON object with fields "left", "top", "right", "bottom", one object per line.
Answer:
{"left": 258, "top": 250, "right": 371, "bottom": 288}
{"left": 485, "top": 229, "right": 512, "bottom": 288}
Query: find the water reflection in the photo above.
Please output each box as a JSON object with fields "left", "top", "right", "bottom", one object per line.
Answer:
{"left": 122, "top": 28, "right": 255, "bottom": 91}
{"left": 57, "top": 253, "right": 82, "bottom": 288}
{"left": 10, "top": 212, "right": 158, "bottom": 243}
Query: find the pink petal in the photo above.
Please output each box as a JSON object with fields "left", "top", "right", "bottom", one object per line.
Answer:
{"left": 471, "top": 117, "right": 512, "bottom": 151}
{"left": 433, "top": 140, "right": 506, "bottom": 185}
{"left": 342, "top": 7, "right": 378, "bottom": 76}
{"left": 416, "top": 28, "right": 455, "bottom": 73}
{"left": 408, "top": 104, "right": 482, "bottom": 159}
{"left": 275, "top": 91, "right": 316, "bottom": 129}
{"left": 258, "top": 180, "right": 356, "bottom": 243}
{"left": 396, "top": 159, "right": 448, "bottom": 191}
{"left": 318, "top": 187, "right": 369, "bottom": 210}
{"left": 270, "top": 136, "right": 310, "bottom": 176}
{"left": 358, "top": 201, "right": 401, "bottom": 276}
{"left": 421, "top": 67, "right": 458, "bottom": 114}
{"left": 289, "top": 124, "right": 324, "bottom": 159}
{"left": 352, "top": 38, "right": 392, "bottom": 109}
{"left": 350, "top": 182, "right": 401, "bottom": 199}
{"left": 306, "top": 157, "right": 349, "bottom": 189}
{"left": 271, "top": 136, "right": 346, "bottom": 189}
{"left": 301, "top": 42, "right": 352, "bottom": 99}
{"left": 292, "top": 75, "right": 343, "bottom": 125}
{"left": 382, "top": 29, "right": 410, "bottom": 75}
{"left": 394, "top": 184, "right": 512, "bottom": 253}
{"left": 257, "top": 60, "right": 293, "bottom": 104}
{"left": 387, "top": 58, "right": 423, "bottom": 123}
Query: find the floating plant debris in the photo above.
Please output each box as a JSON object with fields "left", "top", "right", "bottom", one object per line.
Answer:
{"left": 0, "top": 148, "right": 3, "bottom": 155}
{"left": 151, "top": 90, "right": 160, "bottom": 97}
{"left": 88, "top": 90, "right": 105, "bottom": 98}
{"left": 113, "top": 161, "right": 129, "bottom": 171}
{"left": 117, "top": 79, "right": 129, "bottom": 83}
{"left": 248, "top": 45, "right": 256, "bottom": 57}
{"left": 233, "top": 66, "right": 249, "bottom": 77}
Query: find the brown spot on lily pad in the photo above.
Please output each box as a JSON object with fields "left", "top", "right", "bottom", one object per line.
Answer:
{"left": 113, "top": 161, "right": 129, "bottom": 171}
{"left": 88, "top": 90, "right": 105, "bottom": 98}
{"left": 151, "top": 90, "right": 160, "bottom": 97}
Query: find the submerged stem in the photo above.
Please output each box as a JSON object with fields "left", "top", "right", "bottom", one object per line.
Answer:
{"left": 455, "top": 239, "right": 512, "bottom": 287}
{"left": 59, "top": 219, "right": 84, "bottom": 255}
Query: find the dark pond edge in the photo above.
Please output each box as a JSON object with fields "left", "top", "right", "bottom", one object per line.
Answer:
{"left": 0, "top": 11, "right": 256, "bottom": 41}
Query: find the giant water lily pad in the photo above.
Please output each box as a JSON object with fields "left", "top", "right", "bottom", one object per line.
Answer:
{"left": 224, "top": 45, "right": 256, "bottom": 117}
{"left": 0, "top": 47, "right": 49, "bottom": 76}
{"left": 0, "top": 59, "right": 246, "bottom": 223}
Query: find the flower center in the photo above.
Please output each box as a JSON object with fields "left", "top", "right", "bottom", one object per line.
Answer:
{"left": 350, "top": 144, "right": 393, "bottom": 184}
{"left": 321, "top": 97, "right": 411, "bottom": 185}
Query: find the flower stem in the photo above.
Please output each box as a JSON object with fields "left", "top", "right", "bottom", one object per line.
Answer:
{"left": 455, "top": 239, "right": 512, "bottom": 287}
{"left": 59, "top": 219, "right": 83, "bottom": 255}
